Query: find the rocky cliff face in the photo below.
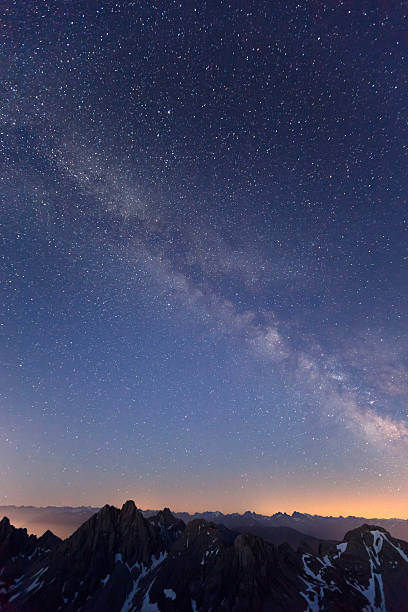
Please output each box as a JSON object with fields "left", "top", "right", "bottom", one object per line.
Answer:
{"left": 1, "top": 503, "right": 407, "bottom": 611}
{"left": 0, "top": 517, "right": 38, "bottom": 567}
{"left": 0, "top": 516, "right": 61, "bottom": 607}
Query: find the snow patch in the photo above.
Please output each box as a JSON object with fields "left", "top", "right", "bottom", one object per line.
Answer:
{"left": 151, "top": 551, "right": 167, "bottom": 568}
{"left": 300, "top": 553, "right": 340, "bottom": 610}
{"left": 141, "top": 578, "right": 159, "bottom": 611}
{"left": 9, "top": 593, "right": 22, "bottom": 603}
{"left": 120, "top": 552, "right": 167, "bottom": 612}
{"left": 121, "top": 566, "right": 148, "bottom": 612}
{"left": 333, "top": 542, "right": 347, "bottom": 559}
{"left": 349, "top": 538, "right": 385, "bottom": 612}
{"left": 164, "top": 588, "right": 176, "bottom": 600}
{"left": 371, "top": 531, "right": 384, "bottom": 557}
{"left": 383, "top": 533, "right": 408, "bottom": 563}
{"left": 25, "top": 567, "right": 48, "bottom": 594}
{"left": 9, "top": 567, "right": 48, "bottom": 602}
{"left": 300, "top": 583, "right": 320, "bottom": 612}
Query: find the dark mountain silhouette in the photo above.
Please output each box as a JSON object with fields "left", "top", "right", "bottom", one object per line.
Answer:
{"left": 233, "top": 524, "right": 325, "bottom": 554}
{"left": 1, "top": 502, "right": 408, "bottom": 611}
{"left": 172, "top": 510, "right": 408, "bottom": 542}
{"left": 3, "top": 505, "right": 408, "bottom": 542}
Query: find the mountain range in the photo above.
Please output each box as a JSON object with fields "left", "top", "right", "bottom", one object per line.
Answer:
{"left": 2, "top": 505, "right": 408, "bottom": 542}
{"left": 1, "top": 501, "right": 408, "bottom": 611}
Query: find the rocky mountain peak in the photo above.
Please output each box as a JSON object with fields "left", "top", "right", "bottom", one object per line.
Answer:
{"left": 121, "top": 499, "right": 138, "bottom": 514}
{"left": 37, "top": 529, "right": 61, "bottom": 550}
{"left": 344, "top": 523, "right": 390, "bottom": 542}
{"left": 0, "top": 516, "right": 38, "bottom": 565}
{"left": 151, "top": 507, "right": 181, "bottom": 527}
{"left": 0, "top": 516, "right": 12, "bottom": 540}
{"left": 292, "top": 511, "right": 308, "bottom": 518}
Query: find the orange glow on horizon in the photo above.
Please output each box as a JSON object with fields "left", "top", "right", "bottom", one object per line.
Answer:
{"left": 5, "top": 475, "right": 408, "bottom": 520}
{"left": 106, "top": 490, "right": 408, "bottom": 520}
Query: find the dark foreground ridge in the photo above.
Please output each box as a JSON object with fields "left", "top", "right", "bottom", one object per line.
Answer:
{"left": 1, "top": 502, "right": 408, "bottom": 611}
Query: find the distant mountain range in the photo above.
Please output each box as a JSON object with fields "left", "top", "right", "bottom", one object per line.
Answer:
{"left": 1, "top": 501, "right": 408, "bottom": 611}
{"left": 0, "top": 505, "right": 100, "bottom": 539}
{"left": 2, "top": 504, "right": 408, "bottom": 541}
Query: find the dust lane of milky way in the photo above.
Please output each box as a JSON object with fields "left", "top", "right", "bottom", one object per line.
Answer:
{"left": 0, "top": 1, "right": 407, "bottom": 517}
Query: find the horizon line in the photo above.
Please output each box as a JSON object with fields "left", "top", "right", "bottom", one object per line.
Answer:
{"left": 1, "top": 502, "right": 407, "bottom": 522}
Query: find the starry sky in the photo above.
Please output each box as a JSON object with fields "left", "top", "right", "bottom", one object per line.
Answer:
{"left": 1, "top": 1, "right": 407, "bottom": 518}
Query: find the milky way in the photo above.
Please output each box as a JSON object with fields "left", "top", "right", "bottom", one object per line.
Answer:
{"left": 1, "top": 1, "right": 407, "bottom": 516}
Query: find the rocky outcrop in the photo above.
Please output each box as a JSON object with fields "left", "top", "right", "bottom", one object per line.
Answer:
{"left": 0, "top": 517, "right": 35, "bottom": 565}
{"left": 3, "top": 501, "right": 170, "bottom": 611}
{"left": 36, "top": 530, "right": 61, "bottom": 551}
{"left": 148, "top": 507, "right": 185, "bottom": 546}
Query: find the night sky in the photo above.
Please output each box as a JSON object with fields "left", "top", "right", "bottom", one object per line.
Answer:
{"left": 1, "top": 1, "right": 407, "bottom": 517}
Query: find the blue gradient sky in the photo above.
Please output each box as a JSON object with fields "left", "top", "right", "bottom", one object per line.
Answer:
{"left": 1, "top": 0, "right": 407, "bottom": 516}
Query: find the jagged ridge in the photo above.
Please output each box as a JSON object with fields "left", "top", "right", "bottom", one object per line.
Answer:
{"left": 1, "top": 503, "right": 408, "bottom": 611}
